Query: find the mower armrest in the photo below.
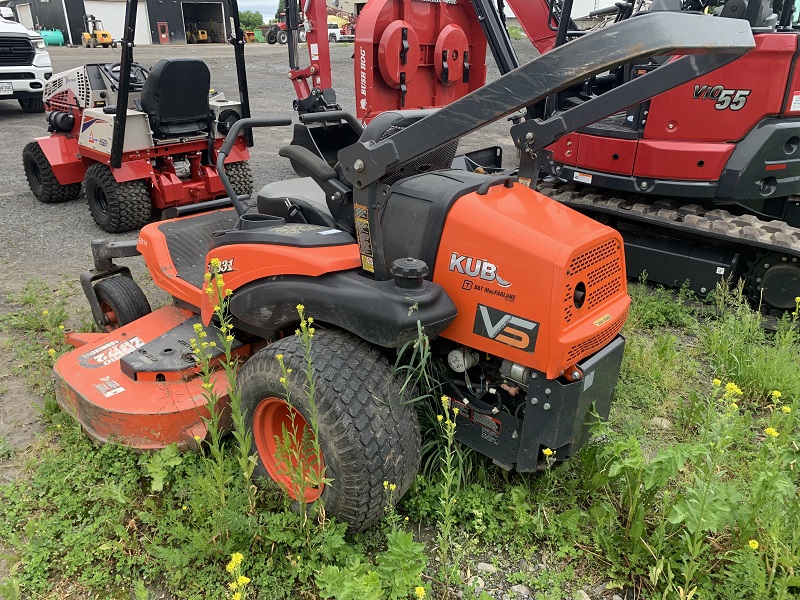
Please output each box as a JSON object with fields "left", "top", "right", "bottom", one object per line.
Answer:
{"left": 279, "top": 145, "right": 338, "bottom": 181}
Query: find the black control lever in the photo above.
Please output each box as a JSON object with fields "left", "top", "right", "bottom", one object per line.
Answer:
{"left": 216, "top": 117, "right": 292, "bottom": 216}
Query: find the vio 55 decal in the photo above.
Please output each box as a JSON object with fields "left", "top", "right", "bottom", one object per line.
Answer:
{"left": 693, "top": 85, "right": 751, "bottom": 111}
{"left": 473, "top": 304, "right": 538, "bottom": 352}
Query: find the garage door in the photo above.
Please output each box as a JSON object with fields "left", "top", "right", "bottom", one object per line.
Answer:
{"left": 83, "top": 0, "right": 152, "bottom": 46}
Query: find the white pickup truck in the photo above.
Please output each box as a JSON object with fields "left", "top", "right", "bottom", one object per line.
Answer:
{"left": 327, "top": 22, "right": 354, "bottom": 43}
{"left": 0, "top": 8, "right": 53, "bottom": 113}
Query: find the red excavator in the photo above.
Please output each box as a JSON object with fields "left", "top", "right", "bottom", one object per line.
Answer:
{"left": 284, "top": 0, "right": 800, "bottom": 313}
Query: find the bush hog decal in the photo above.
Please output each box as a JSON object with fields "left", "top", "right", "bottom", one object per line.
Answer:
{"left": 78, "top": 337, "right": 145, "bottom": 368}
{"left": 473, "top": 304, "right": 538, "bottom": 352}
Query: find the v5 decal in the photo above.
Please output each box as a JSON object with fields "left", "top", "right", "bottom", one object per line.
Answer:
{"left": 473, "top": 304, "right": 539, "bottom": 352}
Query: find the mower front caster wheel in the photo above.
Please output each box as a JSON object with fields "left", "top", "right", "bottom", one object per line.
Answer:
{"left": 239, "top": 330, "right": 421, "bottom": 532}
{"left": 18, "top": 98, "right": 44, "bottom": 113}
{"left": 23, "top": 141, "right": 82, "bottom": 203}
{"left": 85, "top": 164, "right": 152, "bottom": 233}
{"left": 93, "top": 276, "right": 152, "bottom": 331}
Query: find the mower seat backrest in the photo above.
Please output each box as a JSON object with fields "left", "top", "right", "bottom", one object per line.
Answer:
{"left": 255, "top": 178, "right": 339, "bottom": 229}
{"left": 140, "top": 58, "right": 211, "bottom": 139}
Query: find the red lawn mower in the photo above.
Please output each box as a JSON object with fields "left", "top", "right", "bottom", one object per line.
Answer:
{"left": 22, "top": 0, "right": 254, "bottom": 233}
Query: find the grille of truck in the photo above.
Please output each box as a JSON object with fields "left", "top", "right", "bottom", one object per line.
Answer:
{"left": 0, "top": 37, "right": 35, "bottom": 66}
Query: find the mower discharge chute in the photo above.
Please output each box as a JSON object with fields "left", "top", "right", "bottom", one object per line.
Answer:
{"left": 23, "top": 0, "right": 254, "bottom": 233}
{"left": 55, "top": 14, "right": 754, "bottom": 531}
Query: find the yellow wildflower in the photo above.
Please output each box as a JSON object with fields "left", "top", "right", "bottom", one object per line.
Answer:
{"left": 725, "top": 382, "right": 743, "bottom": 396}
{"left": 542, "top": 448, "right": 554, "bottom": 457}
{"left": 764, "top": 427, "right": 779, "bottom": 438}
{"left": 194, "top": 435, "right": 201, "bottom": 441}
{"left": 228, "top": 581, "right": 238, "bottom": 591}
{"left": 58, "top": 324, "right": 64, "bottom": 330}
{"left": 712, "top": 378, "right": 721, "bottom": 387}
{"left": 749, "top": 539, "right": 759, "bottom": 550}
{"left": 182, "top": 505, "right": 187, "bottom": 511}
{"left": 213, "top": 305, "right": 220, "bottom": 312}
{"left": 730, "top": 403, "right": 739, "bottom": 411}
{"left": 47, "top": 348, "right": 56, "bottom": 356}
{"left": 193, "top": 323, "right": 203, "bottom": 334}
{"left": 204, "top": 272, "right": 212, "bottom": 283}
{"left": 210, "top": 257, "right": 221, "bottom": 270}
{"left": 226, "top": 335, "right": 234, "bottom": 342}
{"left": 307, "top": 317, "right": 314, "bottom": 324}
{"left": 237, "top": 575, "right": 250, "bottom": 586}
{"left": 453, "top": 407, "right": 459, "bottom": 416}
{"left": 42, "top": 310, "right": 48, "bottom": 315}
{"left": 279, "top": 377, "right": 286, "bottom": 385}
{"left": 770, "top": 390, "right": 782, "bottom": 400}
{"left": 437, "top": 415, "right": 443, "bottom": 422}
{"left": 232, "top": 593, "right": 241, "bottom": 600}
{"left": 415, "top": 587, "right": 426, "bottom": 599}
{"left": 276, "top": 354, "right": 283, "bottom": 361}
{"left": 383, "top": 481, "right": 389, "bottom": 490}
{"left": 389, "top": 483, "right": 397, "bottom": 492}
{"left": 297, "top": 303, "right": 305, "bottom": 311}
{"left": 782, "top": 406, "right": 791, "bottom": 414}
{"left": 225, "top": 288, "right": 233, "bottom": 297}
{"left": 201, "top": 382, "right": 213, "bottom": 390}
{"left": 226, "top": 552, "right": 243, "bottom": 573}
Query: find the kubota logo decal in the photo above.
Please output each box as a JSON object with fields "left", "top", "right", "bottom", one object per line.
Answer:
{"left": 693, "top": 85, "right": 751, "bottom": 111}
{"left": 449, "top": 253, "right": 510, "bottom": 287}
{"left": 473, "top": 304, "right": 538, "bottom": 352}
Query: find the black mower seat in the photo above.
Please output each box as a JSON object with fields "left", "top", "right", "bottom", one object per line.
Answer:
{"left": 255, "top": 177, "right": 337, "bottom": 229}
{"left": 140, "top": 58, "right": 211, "bottom": 139}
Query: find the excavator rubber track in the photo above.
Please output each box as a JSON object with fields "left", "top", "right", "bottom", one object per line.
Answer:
{"left": 539, "top": 180, "right": 800, "bottom": 310}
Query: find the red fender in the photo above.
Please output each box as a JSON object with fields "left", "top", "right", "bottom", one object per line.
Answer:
{"left": 110, "top": 159, "right": 154, "bottom": 183}
{"left": 222, "top": 140, "right": 250, "bottom": 164}
{"left": 35, "top": 135, "right": 84, "bottom": 185}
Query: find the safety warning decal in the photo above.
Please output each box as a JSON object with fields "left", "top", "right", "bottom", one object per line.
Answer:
{"left": 94, "top": 376, "right": 125, "bottom": 398}
{"left": 792, "top": 91, "right": 800, "bottom": 112}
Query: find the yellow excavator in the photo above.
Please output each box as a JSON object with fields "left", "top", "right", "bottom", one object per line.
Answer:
{"left": 81, "top": 15, "right": 116, "bottom": 48}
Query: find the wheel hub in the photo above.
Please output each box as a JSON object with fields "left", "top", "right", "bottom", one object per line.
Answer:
{"left": 761, "top": 262, "right": 800, "bottom": 310}
{"left": 252, "top": 397, "right": 324, "bottom": 502}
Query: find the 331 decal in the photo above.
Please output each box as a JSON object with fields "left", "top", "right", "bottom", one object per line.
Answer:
{"left": 693, "top": 85, "right": 751, "bottom": 111}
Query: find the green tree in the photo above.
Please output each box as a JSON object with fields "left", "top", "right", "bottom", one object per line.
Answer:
{"left": 238, "top": 10, "right": 264, "bottom": 30}
{"left": 274, "top": 0, "right": 286, "bottom": 21}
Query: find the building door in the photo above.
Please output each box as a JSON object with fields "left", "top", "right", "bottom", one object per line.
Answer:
{"left": 158, "top": 22, "right": 169, "bottom": 44}
{"left": 83, "top": 0, "right": 152, "bottom": 45}
{"left": 16, "top": 4, "right": 34, "bottom": 29}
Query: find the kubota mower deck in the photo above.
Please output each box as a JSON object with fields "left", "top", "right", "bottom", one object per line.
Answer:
{"left": 55, "top": 306, "right": 248, "bottom": 449}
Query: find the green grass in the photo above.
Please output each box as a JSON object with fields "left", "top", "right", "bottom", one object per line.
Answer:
{"left": 1, "top": 279, "right": 799, "bottom": 599}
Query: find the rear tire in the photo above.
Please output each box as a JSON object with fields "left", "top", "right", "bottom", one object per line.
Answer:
{"left": 93, "top": 276, "right": 151, "bottom": 331}
{"left": 89, "top": 38, "right": 98, "bottom": 48}
{"left": 85, "top": 163, "right": 151, "bottom": 233}
{"left": 225, "top": 160, "right": 253, "bottom": 198}
{"left": 266, "top": 29, "right": 277, "bottom": 44}
{"left": 298, "top": 29, "right": 307, "bottom": 43}
{"left": 329, "top": 34, "right": 336, "bottom": 43}
{"left": 18, "top": 97, "right": 44, "bottom": 113}
{"left": 278, "top": 30, "right": 288, "bottom": 44}
{"left": 23, "top": 141, "right": 81, "bottom": 203}
{"left": 239, "top": 330, "right": 421, "bottom": 532}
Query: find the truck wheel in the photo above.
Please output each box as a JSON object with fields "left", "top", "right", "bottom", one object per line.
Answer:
{"left": 329, "top": 34, "right": 336, "bottom": 43}
{"left": 85, "top": 163, "right": 151, "bottom": 233}
{"left": 298, "top": 29, "right": 307, "bottom": 43}
{"left": 225, "top": 160, "right": 253, "bottom": 198}
{"left": 239, "top": 330, "right": 421, "bottom": 532}
{"left": 266, "top": 29, "right": 277, "bottom": 44}
{"left": 23, "top": 141, "right": 81, "bottom": 203}
{"left": 93, "top": 276, "right": 151, "bottom": 331}
{"left": 89, "top": 38, "right": 98, "bottom": 48}
{"left": 18, "top": 98, "right": 44, "bottom": 113}
{"left": 278, "top": 30, "right": 288, "bottom": 44}
{"left": 111, "top": 41, "right": 118, "bottom": 49}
